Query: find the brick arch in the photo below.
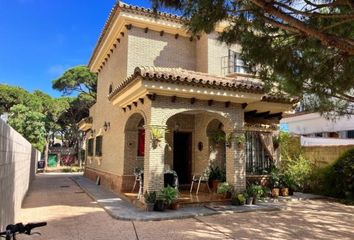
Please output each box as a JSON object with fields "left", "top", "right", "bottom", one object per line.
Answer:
{"left": 123, "top": 112, "right": 146, "bottom": 175}
{"left": 124, "top": 111, "right": 147, "bottom": 131}
{"left": 159, "top": 109, "right": 233, "bottom": 130}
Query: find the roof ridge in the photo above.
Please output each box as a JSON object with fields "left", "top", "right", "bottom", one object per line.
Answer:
{"left": 88, "top": 1, "right": 184, "bottom": 68}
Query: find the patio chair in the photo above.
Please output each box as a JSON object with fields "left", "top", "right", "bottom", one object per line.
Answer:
{"left": 137, "top": 173, "right": 144, "bottom": 199}
{"left": 131, "top": 168, "right": 142, "bottom": 192}
{"left": 190, "top": 173, "right": 211, "bottom": 195}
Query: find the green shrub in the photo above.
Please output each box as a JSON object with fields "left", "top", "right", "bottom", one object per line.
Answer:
{"left": 217, "top": 182, "right": 233, "bottom": 194}
{"left": 319, "top": 148, "right": 354, "bottom": 200}
{"left": 284, "top": 155, "right": 313, "bottom": 191}
{"left": 160, "top": 186, "right": 178, "bottom": 205}
{"left": 144, "top": 191, "right": 156, "bottom": 204}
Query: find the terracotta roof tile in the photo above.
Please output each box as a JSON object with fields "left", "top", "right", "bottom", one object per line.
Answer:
{"left": 88, "top": 2, "right": 185, "bottom": 68}
{"left": 108, "top": 66, "right": 266, "bottom": 100}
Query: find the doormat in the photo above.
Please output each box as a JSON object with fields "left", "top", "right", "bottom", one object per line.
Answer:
{"left": 204, "top": 204, "right": 231, "bottom": 211}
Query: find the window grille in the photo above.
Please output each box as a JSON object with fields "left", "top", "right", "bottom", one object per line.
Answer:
{"left": 245, "top": 132, "right": 272, "bottom": 174}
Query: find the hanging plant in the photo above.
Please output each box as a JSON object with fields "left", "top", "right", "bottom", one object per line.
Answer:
{"left": 235, "top": 134, "right": 246, "bottom": 148}
{"left": 225, "top": 133, "right": 234, "bottom": 148}
{"left": 210, "top": 131, "right": 226, "bottom": 145}
{"left": 150, "top": 127, "right": 168, "bottom": 148}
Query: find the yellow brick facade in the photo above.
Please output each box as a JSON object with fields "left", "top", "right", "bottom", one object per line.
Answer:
{"left": 84, "top": 3, "right": 292, "bottom": 195}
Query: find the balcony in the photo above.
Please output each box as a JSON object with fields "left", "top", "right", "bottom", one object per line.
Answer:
{"left": 221, "top": 55, "right": 254, "bottom": 78}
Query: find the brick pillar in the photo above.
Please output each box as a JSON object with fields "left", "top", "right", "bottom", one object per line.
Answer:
{"left": 226, "top": 130, "right": 246, "bottom": 192}
{"left": 143, "top": 124, "right": 167, "bottom": 194}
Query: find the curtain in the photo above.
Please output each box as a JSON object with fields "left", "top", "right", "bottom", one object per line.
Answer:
{"left": 137, "top": 129, "right": 145, "bottom": 156}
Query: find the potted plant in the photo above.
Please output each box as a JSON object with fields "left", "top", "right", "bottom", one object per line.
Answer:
{"left": 245, "top": 193, "right": 253, "bottom": 205}
{"left": 225, "top": 133, "right": 234, "bottom": 148}
{"left": 154, "top": 196, "right": 166, "bottom": 212}
{"left": 250, "top": 184, "right": 264, "bottom": 204}
{"left": 143, "top": 191, "right": 156, "bottom": 212}
{"left": 279, "top": 174, "right": 289, "bottom": 197}
{"left": 150, "top": 127, "right": 168, "bottom": 148}
{"left": 160, "top": 185, "right": 179, "bottom": 210}
{"left": 235, "top": 134, "right": 246, "bottom": 149}
{"left": 283, "top": 173, "right": 296, "bottom": 196}
{"left": 210, "top": 131, "right": 226, "bottom": 145}
{"left": 217, "top": 182, "right": 233, "bottom": 199}
{"left": 231, "top": 193, "right": 246, "bottom": 205}
{"left": 208, "top": 165, "right": 224, "bottom": 191}
{"left": 270, "top": 168, "right": 280, "bottom": 198}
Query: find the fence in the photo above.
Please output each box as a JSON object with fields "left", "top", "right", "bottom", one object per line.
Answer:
{"left": 303, "top": 145, "right": 354, "bottom": 167}
{"left": 0, "top": 119, "right": 40, "bottom": 230}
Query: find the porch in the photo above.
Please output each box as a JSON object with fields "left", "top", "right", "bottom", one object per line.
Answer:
{"left": 121, "top": 95, "right": 279, "bottom": 204}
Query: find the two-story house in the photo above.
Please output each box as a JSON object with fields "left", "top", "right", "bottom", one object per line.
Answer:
{"left": 79, "top": 2, "right": 297, "bottom": 198}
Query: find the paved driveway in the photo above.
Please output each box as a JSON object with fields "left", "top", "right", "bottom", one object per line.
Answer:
{"left": 17, "top": 173, "right": 354, "bottom": 240}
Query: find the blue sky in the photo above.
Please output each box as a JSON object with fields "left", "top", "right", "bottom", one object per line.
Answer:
{"left": 0, "top": 0, "right": 153, "bottom": 97}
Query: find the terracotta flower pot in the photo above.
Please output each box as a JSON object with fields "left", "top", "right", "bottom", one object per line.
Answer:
{"left": 271, "top": 188, "right": 280, "bottom": 198}
{"left": 169, "top": 202, "right": 180, "bottom": 210}
{"left": 211, "top": 180, "right": 221, "bottom": 191}
{"left": 280, "top": 187, "right": 289, "bottom": 197}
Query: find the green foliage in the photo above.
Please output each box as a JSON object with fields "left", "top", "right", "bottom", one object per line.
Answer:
{"left": 217, "top": 182, "right": 233, "bottom": 194}
{"left": 208, "top": 164, "right": 226, "bottom": 182}
{"left": 0, "top": 84, "right": 42, "bottom": 114}
{"left": 8, "top": 104, "right": 46, "bottom": 151}
{"left": 231, "top": 193, "right": 246, "bottom": 205}
{"left": 283, "top": 155, "right": 313, "bottom": 192}
{"left": 279, "top": 132, "right": 302, "bottom": 165}
{"left": 152, "top": 0, "right": 354, "bottom": 115}
{"left": 317, "top": 148, "right": 354, "bottom": 200}
{"left": 160, "top": 185, "right": 178, "bottom": 205}
{"left": 144, "top": 191, "right": 157, "bottom": 204}
{"left": 247, "top": 184, "right": 264, "bottom": 199}
{"left": 235, "top": 134, "right": 245, "bottom": 145}
{"left": 210, "top": 131, "right": 226, "bottom": 144}
{"left": 150, "top": 127, "right": 167, "bottom": 140}
{"left": 270, "top": 167, "right": 281, "bottom": 188}
{"left": 52, "top": 66, "right": 97, "bottom": 100}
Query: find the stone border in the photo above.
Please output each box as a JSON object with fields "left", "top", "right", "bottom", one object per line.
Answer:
{"left": 71, "top": 176, "right": 283, "bottom": 221}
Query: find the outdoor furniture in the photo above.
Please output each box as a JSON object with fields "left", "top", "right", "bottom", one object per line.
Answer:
{"left": 164, "top": 170, "right": 179, "bottom": 190}
{"left": 190, "top": 174, "right": 211, "bottom": 195}
{"left": 137, "top": 170, "right": 179, "bottom": 199}
{"left": 132, "top": 168, "right": 143, "bottom": 192}
{"left": 137, "top": 172, "right": 144, "bottom": 199}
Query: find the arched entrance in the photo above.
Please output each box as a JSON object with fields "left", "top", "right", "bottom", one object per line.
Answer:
{"left": 123, "top": 112, "right": 145, "bottom": 176}
{"left": 164, "top": 110, "right": 231, "bottom": 186}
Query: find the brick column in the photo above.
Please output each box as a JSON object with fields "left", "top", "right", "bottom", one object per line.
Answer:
{"left": 143, "top": 124, "right": 167, "bottom": 194}
{"left": 226, "top": 130, "right": 246, "bottom": 192}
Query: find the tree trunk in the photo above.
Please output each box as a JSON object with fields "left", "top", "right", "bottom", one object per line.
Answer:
{"left": 44, "top": 138, "right": 49, "bottom": 172}
{"left": 78, "top": 136, "right": 82, "bottom": 168}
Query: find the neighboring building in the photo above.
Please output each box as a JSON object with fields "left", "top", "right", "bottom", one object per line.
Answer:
{"left": 281, "top": 112, "right": 354, "bottom": 139}
{"left": 79, "top": 2, "right": 296, "bottom": 196}
{"left": 0, "top": 113, "right": 8, "bottom": 123}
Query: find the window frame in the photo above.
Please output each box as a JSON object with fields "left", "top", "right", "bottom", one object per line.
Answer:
{"left": 95, "top": 136, "right": 103, "bottom": 157}
{"left": 87, "top": 138, "right": 94, "bottom": 157}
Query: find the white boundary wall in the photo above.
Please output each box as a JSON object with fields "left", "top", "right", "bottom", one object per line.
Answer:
{"left": 0, "top": 119, "right": 40, "bottom": 230}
